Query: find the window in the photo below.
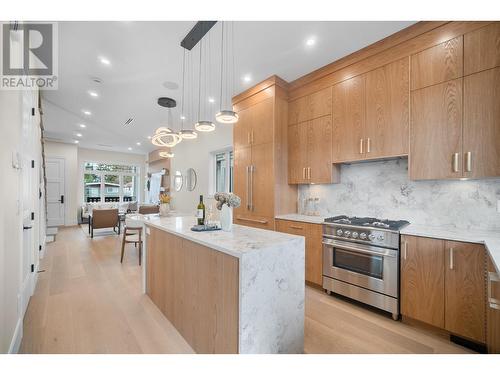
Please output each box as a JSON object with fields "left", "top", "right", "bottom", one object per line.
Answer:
{"left": 83, "top": 162, "right": 139, "bottom": 203}
{"left": 214, "top": 150, "right": 233, "bottom": 193}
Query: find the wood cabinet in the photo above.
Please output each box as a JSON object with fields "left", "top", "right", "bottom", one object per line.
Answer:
{"left": 410, "top": 79, "right": 463, "bottom": 180}
{"left": 232, "top": 76, "right": 297, "bottom": 230}
{"left": 400, "top": 235, "right": 487, "bottom": 345}
{"left": 365, "top": 57, "right": 409, "bottom": 158}
{"left": 487, "top": 256, "right": 500, "bottom": 353}
{"left": 332, "top": 74, "right": 366, "bottom": 162}
{"left": 444, "top": 241, "right": 486, "bottom": 344}
{"left": 275, "top": 219, "right": 323, "bottom": 286}
{"left": 288, "top": 116, "right": 339, "bottom": 184}
{"left": 464, "top": 23, "right": 500, "bottom": 75}
{"left": 400, "top": 235, "right": 445, "bottom": 328}
{"left": 289, "top": 86, "right": 331, "bottom": 125}
{"left": 463, "top": 67, "right": 500, "bottom": 179}
{"left": 332, "top": 58, "right": 409, "bottom": 163}
{"left": 411, "top": 36, "right": 463, "bottom": 90}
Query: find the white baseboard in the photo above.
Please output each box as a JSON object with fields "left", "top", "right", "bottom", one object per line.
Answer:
{"left": 8, "top": 318, "right": 23, "bottom": 354}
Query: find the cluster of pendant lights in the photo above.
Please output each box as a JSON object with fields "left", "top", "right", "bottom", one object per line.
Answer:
{"left": 152, "top": 22, "right": 238, "bottom": 158}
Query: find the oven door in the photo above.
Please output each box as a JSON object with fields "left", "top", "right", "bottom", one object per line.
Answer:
{"left": 322, "top": 238, "right": 398, "bottom": 297}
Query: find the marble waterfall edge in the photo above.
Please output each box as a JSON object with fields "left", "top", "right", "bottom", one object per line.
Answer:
{"left": 239, "top": 236, "right": 305, "bottom": 353}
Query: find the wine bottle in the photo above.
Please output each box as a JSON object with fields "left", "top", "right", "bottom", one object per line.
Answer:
{"left": 197, "top": 195, "right": 205, "bottom": 225}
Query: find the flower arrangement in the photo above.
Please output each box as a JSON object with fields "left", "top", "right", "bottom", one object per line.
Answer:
{"left": 159, "top": 193, "right": 171, "bottom": 204}
{"left": 214, "top": 192, "right": 241, "bottom": 210}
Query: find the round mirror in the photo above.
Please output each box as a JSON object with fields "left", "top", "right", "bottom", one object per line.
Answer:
{"left": 173, "top": 170, "right": 183, "bottom": 191}
{"left": 185, "top": 168, "right": 197, "bottom": 191}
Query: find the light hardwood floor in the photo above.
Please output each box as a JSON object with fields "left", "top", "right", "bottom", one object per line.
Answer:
{"left": 20, "top": 226, "right": 472, "bottom": 354}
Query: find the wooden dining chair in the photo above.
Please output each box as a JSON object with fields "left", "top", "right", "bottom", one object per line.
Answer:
{"left": 120, "top": 217, "right": 143, "bottom": 265}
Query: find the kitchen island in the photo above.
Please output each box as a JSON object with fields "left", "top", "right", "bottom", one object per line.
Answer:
{"left": 138, "top": 215, "right": 305, "bottom": 354}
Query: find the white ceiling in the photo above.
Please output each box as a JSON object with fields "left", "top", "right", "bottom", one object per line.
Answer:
{"left": 42, "top": 21, "right": 416, "bottom": 154}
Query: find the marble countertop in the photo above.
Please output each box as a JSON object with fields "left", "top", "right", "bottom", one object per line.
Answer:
{"left": 401, "top": 224, "right": 500, "bottom": 274}
{"left": 135, "top": 214, "right": 304, "bottom": 259}
{"left": 275, "top": 213, "right": 327, "bottom": 224}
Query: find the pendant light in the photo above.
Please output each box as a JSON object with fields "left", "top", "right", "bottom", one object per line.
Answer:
{"left": 159, "top": 150, "right": 174, "bottom": 158}
{"left": 215, "top": 22, "right": 238, "bottom": 124}
{"left": 194, "top": 35, "right": 215, "bottom": 132}
{"left": 151, "top": 104, "right": 182, "bottom": 147}
{"left": 178, "top": 48, "right": 198, "bottom": 140}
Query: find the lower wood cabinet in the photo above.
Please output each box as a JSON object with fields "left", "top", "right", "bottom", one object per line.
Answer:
{"left": 276, "top": 219, "right": 322, "bottom": 285}
{"left": 487, "top": 256, "right": 500, "bottom": 353}
{"left": 401, "top": 235, "right": 487, "bottom": 344}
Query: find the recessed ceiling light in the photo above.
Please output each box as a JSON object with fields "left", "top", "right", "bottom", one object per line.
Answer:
{"left": 208, "top": 97, "right": 215, "bottom": 103}
{"left": 74, "top": 140, "right": 79, "bottom": 144}
{"left": 128, "top": 147, "right": 132, "bottom": 151}
{"left": 79, "top": 124, "right": 86, "bottom": 128}
{"left": 306, "top": 37, "right": 316, "bottom": 47}
{"left": 75, "top": 132, "right": 82, "bottom": 137}
{"left": 82, "top": 110, "right": 92, "bottom": 116}
{"left": 88, "top": 90, "right": 99, "bottom": 98}
{"left": 136, "top": 142, "right": 141, "bottom": 146}
{"left": 242, "top": 74, "right": 252, "bottom": 83}
{"left": 180, "top": 115, "right": 186, "bottom": 120}
{"left": 147, "top": 135, "right": 152, "bottom": 140}
{"left": 99, "top": 56, "right": 111, "bottom": 66}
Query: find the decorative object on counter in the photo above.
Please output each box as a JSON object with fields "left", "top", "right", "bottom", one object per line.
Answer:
{"left": 214, "top": 192, "right": 241, "bottom": 231}
{"left": 159, "top": 194, "right": 171, "bottom": 216}
{"left": 190, "top": 223, "right": 221, "bottom": 232}
{"left": 185, "top": 168, "right": 197, "bottom": 191}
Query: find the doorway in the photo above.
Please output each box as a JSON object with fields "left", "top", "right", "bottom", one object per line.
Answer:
{"left": 45, "top": 157, "right": 65, "bottom": 226}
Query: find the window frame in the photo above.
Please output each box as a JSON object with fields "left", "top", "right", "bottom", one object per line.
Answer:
{"left": 210, "top": 148, "right": 233, "bottom": 195}
{"left": 82, "top": 161, "right": 140, "bottom": 203}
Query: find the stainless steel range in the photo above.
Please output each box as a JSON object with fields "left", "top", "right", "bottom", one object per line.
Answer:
{"left": 322, "top": 215, "right": 409, "bottom": 320}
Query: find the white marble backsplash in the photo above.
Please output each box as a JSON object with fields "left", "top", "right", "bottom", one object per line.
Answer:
{"left": 299, "top": 159, "right": 500, "bottom": 231}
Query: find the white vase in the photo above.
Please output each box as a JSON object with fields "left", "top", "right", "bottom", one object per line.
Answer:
{"left": 159, "top": 203, "right": 170, "bottom": 216}
{"left": 220, "top": 205, "right": 233, "bottom": 232}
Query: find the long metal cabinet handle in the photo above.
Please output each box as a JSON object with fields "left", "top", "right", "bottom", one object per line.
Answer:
{"left": 404, "top": 241, "right": 408, "bottom": 260}
{"left": 449, "top": 248, "right": 454, "bottom": 270}
{"left": 250, "top": 165, "right": 255, "bottom": 211}
{"left": 367, "top": 138, "right": 371, "bottom": 153}
{"left": 488, "top": 271, "right": 500, "bottom": 310}
{"left": 465, "top": 152, "right": 472, "bottom": 173}
{"left": 290, "top": 225, "right": 304, "bottom": 230}
{"left": 452, "top": 153, "right": 459, "bottom": 173}
{"left": 302, "top": 167, "right": 305, "bottom": 180}
{"left": 359, "top": 138, "right": 364, "bottom": 154}
{"left": 247, "top": 132, "right": 251, "bottom": 144}
{"left": 307, "top": 167, "right": 311, "bottom": 180}
{"left": 236, "top": 216, "right": 268, "bottom": 224}
{"left": 246, "top": 166, "right": 250, "bottom": 210}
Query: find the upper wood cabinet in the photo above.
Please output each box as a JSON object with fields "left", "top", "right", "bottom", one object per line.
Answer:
{"left": 487, "top": 255, "right": 500, "bottom": 353}
{"left": 275, "top": 219, "right": 323, "bottom": 286}
{"left": 445, "top": 241, "right": 486, "bottom": 344}
{"left": 288, "top": 116, "right": 338, "bottom": 184}
{"left": 410, "top": 79, "right": 463, "bottom": 180}
{"left": 289, "top": 86, "right": 332, "bottom": 125}
{"left": 332, "top": 58, "right": 410, "bottom": 163}
{"left": 464, "top": 23, "right": 500, "bottom": 75}
{"left": 401, "top": 235, "right": 487, "bottom": 345}
{"left": 365, "top": 57, "right": 409, "bottom": 158}
{"left": 463, "top": 67, "right": 500, "bottom": 179}
{"left": 233, "top": 97, "right": 274, "bottom": 149}
{"left": 400, "top": 235, "right": 445, "bottom": 328}
{"left": 332, "top": 75, "right": 366, "bottom": 162}
{"left": 411, "top": 36, "right": 463, "bottom": 90}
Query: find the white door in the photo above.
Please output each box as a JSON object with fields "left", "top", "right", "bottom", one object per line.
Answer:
{"left": 46, "top": 157, "right": 65, "bottom": 226}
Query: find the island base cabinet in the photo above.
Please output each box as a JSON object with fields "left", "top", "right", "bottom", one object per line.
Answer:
{"left": 146, "top": 227, "right": 239, "bottom": 354}
{"left": 487, "top": 256, "right": 500, "bottom": 353}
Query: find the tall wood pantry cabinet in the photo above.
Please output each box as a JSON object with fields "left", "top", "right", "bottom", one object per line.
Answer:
{"left": 232, "top": 76, "right": 297, "bottom": 230}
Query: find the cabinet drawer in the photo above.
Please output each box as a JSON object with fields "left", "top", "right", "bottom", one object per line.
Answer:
{"left": 275, "top": 219, "right": 307, "bottom": 236}
{"left": 234, "top": 215, "right": 274, "bottom": 231}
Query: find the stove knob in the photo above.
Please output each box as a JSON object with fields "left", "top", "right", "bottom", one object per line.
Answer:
{"left": 377, "top": 234, "right": 385, "bottom": 241}
{"left": 336, "top": 229, "right": 343, "bottom": 236}
{"left": 344, "top": 231, "right": 351, "bottom": 238}
{"left": 352, "top": 232, "right": 359, "bottom": 239}
{"left": 368, "top": 234, "right": 376, "bottom": 241}
{"left": 359, "top": 233, "right": 367, "bottom": 240}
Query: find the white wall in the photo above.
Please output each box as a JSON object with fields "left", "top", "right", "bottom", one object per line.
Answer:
{"left": 170, "top": 125, "right": 233, "bottom": 213}
{"left": 44, "top": 141, "right": 79, "bottom": 226}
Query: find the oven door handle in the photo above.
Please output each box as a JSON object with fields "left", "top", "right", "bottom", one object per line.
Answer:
{"left": 322, "top": 240, "right": 397, "bottom": 258}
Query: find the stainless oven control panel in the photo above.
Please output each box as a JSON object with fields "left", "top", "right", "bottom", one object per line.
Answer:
{"left": 323, "top": 223, "right": 400, "bottom": 250}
